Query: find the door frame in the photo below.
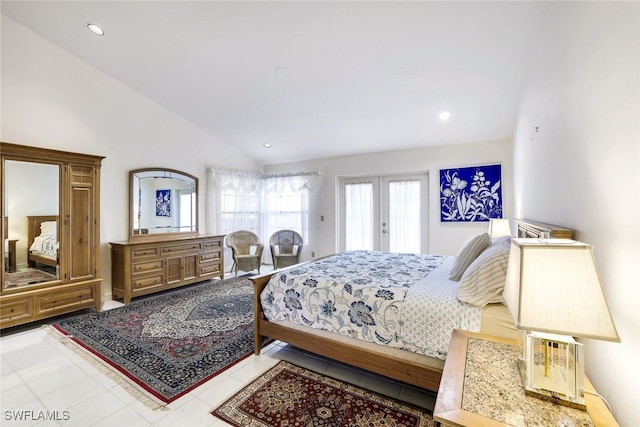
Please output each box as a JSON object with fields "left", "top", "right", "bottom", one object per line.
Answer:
{"left": 337, "top": 172, "right": 429, "bottom": 253}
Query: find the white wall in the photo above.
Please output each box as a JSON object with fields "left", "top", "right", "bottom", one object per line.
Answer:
{"left": 1, "top": 16, "right": 261, "bottom": 300}
{"left": 264, "top": 138, "right": 513, "bottom": 259}
{"left": 513, "top": 2, "right": 639, "bottom": 425}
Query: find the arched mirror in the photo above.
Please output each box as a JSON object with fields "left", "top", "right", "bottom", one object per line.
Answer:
{"left": 130, "top": 168, "right": 198, "bottom": 239}
{"left": 2, "top": 159, "right": 61, "bottom": 290}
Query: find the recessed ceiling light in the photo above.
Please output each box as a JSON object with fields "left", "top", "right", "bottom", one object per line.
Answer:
{"left": 263, "top": 143, "right": 272, "bottom": 148}
{"left": 438, "top": 111, "right": 452, "bottom": 121}
{"left": 87, "top": 23, "right": 104, "bottom": 36}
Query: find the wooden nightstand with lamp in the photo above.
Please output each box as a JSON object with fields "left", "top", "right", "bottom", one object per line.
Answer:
{"left": 435, "top": 237, "right": 620, "bottom": 426}
{"left": 433, "top": 330, "right": 618, "bottom": 427}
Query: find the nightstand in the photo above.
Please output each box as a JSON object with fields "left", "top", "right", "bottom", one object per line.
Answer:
{"left": 433, "top": 329, "right": 618, "bottom": 427}
{"left": 5, "top": 239, "right": 18, "bottom": 273}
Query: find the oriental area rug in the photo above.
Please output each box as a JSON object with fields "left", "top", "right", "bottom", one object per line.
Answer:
{"left": 212, "top": 361, "right": 436, "bottom": 427}
{"left": 50, "top": 277, "right": 264, "bottom": 408}
{"left": 4, "top": 269, "right": 57, "bottom": 288}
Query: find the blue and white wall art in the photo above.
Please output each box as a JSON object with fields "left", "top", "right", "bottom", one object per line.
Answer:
{"left": 155, "top": 189, "right": 172, "bottom": 217}
{"left": 440, "top": 164, "right": 502, "bottom": 222}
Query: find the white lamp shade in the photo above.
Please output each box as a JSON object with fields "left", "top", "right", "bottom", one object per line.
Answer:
{"left": 488, "top": 218, "right": 511, "bottom": 238}
{"left": 504, "top": 238, "right": 620, "bottom": 342}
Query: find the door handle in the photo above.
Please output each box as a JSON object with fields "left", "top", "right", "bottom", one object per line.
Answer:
{"left": 382, "top": 230, "right": 389, "bottom": 234}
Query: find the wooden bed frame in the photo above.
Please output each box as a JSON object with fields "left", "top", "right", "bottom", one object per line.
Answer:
{"left": 27, "top": 215, "right": 58, "bottom": 268}
{"left": 251, "top": 219, "right": 573, "bottom": 392}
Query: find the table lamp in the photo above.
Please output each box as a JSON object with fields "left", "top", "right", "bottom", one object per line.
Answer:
{"left": 503, "top": 238, "right": 620, "bottom": 410}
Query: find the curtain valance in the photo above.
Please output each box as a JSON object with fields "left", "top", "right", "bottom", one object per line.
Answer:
{"left": 208, "top": 166, "right": 321, "bottom": 192}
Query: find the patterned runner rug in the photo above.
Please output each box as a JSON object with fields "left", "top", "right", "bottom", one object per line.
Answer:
{"left": 50, "top": 277, "right": 264, "bottom": 407}
{"left": 212, "top": 361, "right": 436, "bottom": 427}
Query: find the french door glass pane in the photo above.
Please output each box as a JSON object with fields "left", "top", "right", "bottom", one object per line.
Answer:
{"left": 345, "top": 182, "right": 373, "bottom": 250}
{"left": 388, "top": 180, "right": 421, "bottom": 253}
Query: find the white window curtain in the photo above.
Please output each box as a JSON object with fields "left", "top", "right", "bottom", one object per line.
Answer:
{"left": 388, "top": 180, "right": 421, "bottom": 253}
{"left": 261, "top": 172, "right": 319, "bottom": 265}
{"left": 207, "top": 167, "right": 262, "bottom": 235}
{"left": 207, "top": 167, "right": 319, "bottom": 269}
{"left": 345, "top": 181, "right": 374, "bottom": 250}
{"left": 207, "top": 167, "right": 262, "bottom": 273}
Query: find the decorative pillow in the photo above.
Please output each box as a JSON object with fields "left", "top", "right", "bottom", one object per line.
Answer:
{"left": 40, "top": 221, "right": 57, "bottom": 236}
{"left": 457, "top": 243, "right": 510, "bottom": 307}
{"left": 490, "top": 235, "right": 511, "bottom": 247}
{"left": 449, "top": 233, "right": 491, "bottom": 281}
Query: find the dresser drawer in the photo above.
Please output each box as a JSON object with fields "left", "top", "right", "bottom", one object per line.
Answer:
{"left": 132, "top": 246, "right": 160, "bottom": 258}
{"left": 132, "top": 260, "right": 163, "bottom": 274}
{"left": 200, "top": 251, "right": 221, "bottom": 262}
{"left": 133, "top": 274, "right": 164, "bottom": 290}
{"left": 200, "top": 262, "right": 222, "bottom": 276}
{"left": 37, "top": 285, "right": 96, "bottom": 314}
{"left": 203, "top": 239, "right": 223, "bottom": 250}
{"left": 161, "top": 242, "right": 202, "bottom": 254}
{"left": 1, "top": 297, "right": 34, "bottom": 325}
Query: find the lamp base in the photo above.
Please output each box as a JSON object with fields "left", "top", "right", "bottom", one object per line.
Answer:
{"left": 517, "top": 358, "right": 587, "bottom": 411}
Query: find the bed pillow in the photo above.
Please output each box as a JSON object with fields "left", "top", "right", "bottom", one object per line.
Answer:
{"left": 490, "top": 234, "right": 511, "bottom": 247}
{"left": 449, "top": 233, "right": 491, "bottom": 281}
{"left": 457, "top": 242, "right": 510, "bottom": 307}
{"left": 40, "top": 221, "right": 57, "bottom": 236}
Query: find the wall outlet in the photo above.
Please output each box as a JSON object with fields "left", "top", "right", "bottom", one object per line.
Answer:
{"left": 312, "top": 251, "right": 315, "bottom": 258}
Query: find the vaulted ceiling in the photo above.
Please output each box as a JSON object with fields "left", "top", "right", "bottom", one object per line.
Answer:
{"left": 1, "top": 1, "right": 536, "bottom": 164}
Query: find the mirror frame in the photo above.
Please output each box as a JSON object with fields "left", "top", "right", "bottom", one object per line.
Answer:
{"left": 129, "top": 168, "right": 199, "bottom": 241}
{"left": 1, "top": 143, "right": 65, "bottom": 292}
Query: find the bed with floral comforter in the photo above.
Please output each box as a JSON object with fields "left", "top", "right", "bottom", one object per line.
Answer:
{"left": 260, "top": 250, "right": 483, "bottom": 360}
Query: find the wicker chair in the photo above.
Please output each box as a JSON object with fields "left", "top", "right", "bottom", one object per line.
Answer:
{"left": 225, "top": 230, "right": 264, "bottom": 276}
{"left": 269, "top": 230, "right": 304, "bottom": 270}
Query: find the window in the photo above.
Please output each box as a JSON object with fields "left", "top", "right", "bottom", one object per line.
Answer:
{"left": 208, "top": 168, "right": 319, "bottom": 264}
{"left": 219, "top": 189, "right": 261, "bottom": 235}
{"left": 262, "top": 175, "right": 314, "bottom": 247}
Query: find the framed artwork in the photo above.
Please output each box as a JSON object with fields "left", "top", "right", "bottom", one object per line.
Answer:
{"left": 440, "top": 164, "right": 502, "bottom": 222}
{"left": 155, "top": 189, "right": 171, "bottom": 217}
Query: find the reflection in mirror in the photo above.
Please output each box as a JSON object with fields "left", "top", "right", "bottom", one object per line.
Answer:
{"left": 3, "top": 160, "right": 60, "bottom": 290}
{"left": 131, "top": 169, "right": 198, "bottom": 238}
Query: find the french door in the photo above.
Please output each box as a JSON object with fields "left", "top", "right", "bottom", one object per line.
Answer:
{"left": 338, "top": 173, "right": 428, "bottom": 253}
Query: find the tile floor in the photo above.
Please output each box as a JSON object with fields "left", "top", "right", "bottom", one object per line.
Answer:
{"left": 1, "top": 290, "right": 436, "bottom": 427}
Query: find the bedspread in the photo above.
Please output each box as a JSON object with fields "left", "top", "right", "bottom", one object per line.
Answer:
{"left": 29, "top": 235, "right": 58, "bottom": 258}
{"left": 260, "top": 251, "right": 482, "bottom": 359}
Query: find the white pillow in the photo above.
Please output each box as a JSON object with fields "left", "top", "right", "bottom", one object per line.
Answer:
{"left": 457, "top": 243, "right": 510, "bottom": 307}
{"left": 40, "top": 221, "right": 57, "bottom": 236}
{"left": 490, "top": 235, "right": 511, "bottom": 247}
{"left": 449, "top": 233, "right": 491, "bottom": 281}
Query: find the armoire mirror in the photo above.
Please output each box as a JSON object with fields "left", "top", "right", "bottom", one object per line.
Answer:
{"left": 130, "top": 168, "right": 198, "bottom": 239}
{"left": 2, "top": 159, "right": 61, "bottom": 291}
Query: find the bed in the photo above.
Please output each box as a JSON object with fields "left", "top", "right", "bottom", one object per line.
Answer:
{"left": 27, "top": 215, "right": 59, "bottom": 268}
{"left": 251, "top": 219, "right": 572, "bottom": 392}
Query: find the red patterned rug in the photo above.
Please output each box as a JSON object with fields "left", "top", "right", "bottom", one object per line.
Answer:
{"left": 212, "top": 361, "right": 436, "bottom": 427}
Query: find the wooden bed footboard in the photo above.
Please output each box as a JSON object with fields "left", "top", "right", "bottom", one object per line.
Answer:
{"left": 27, "top": 215, "right": 59, "bottom": 268}
{"left": 250, "top": 269, "right": 443, "bottom": 391}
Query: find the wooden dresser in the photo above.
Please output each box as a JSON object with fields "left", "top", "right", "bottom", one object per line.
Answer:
{"left": 110, "top": 234, "right": 225, "bottom": 304}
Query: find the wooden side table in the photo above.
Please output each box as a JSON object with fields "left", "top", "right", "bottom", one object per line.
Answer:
{"left": 434, "top": 330, "right": 618, "bottom": 427}
{"left": 5, "top": 239, "right": 18, "bottom": 273}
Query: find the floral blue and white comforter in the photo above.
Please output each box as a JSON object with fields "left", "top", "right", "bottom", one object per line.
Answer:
{"left": 29, "top": 235, "right": 58, "bottom": 258}
{"left": 260, "top": 251, "right": 483, "bottom": 359}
